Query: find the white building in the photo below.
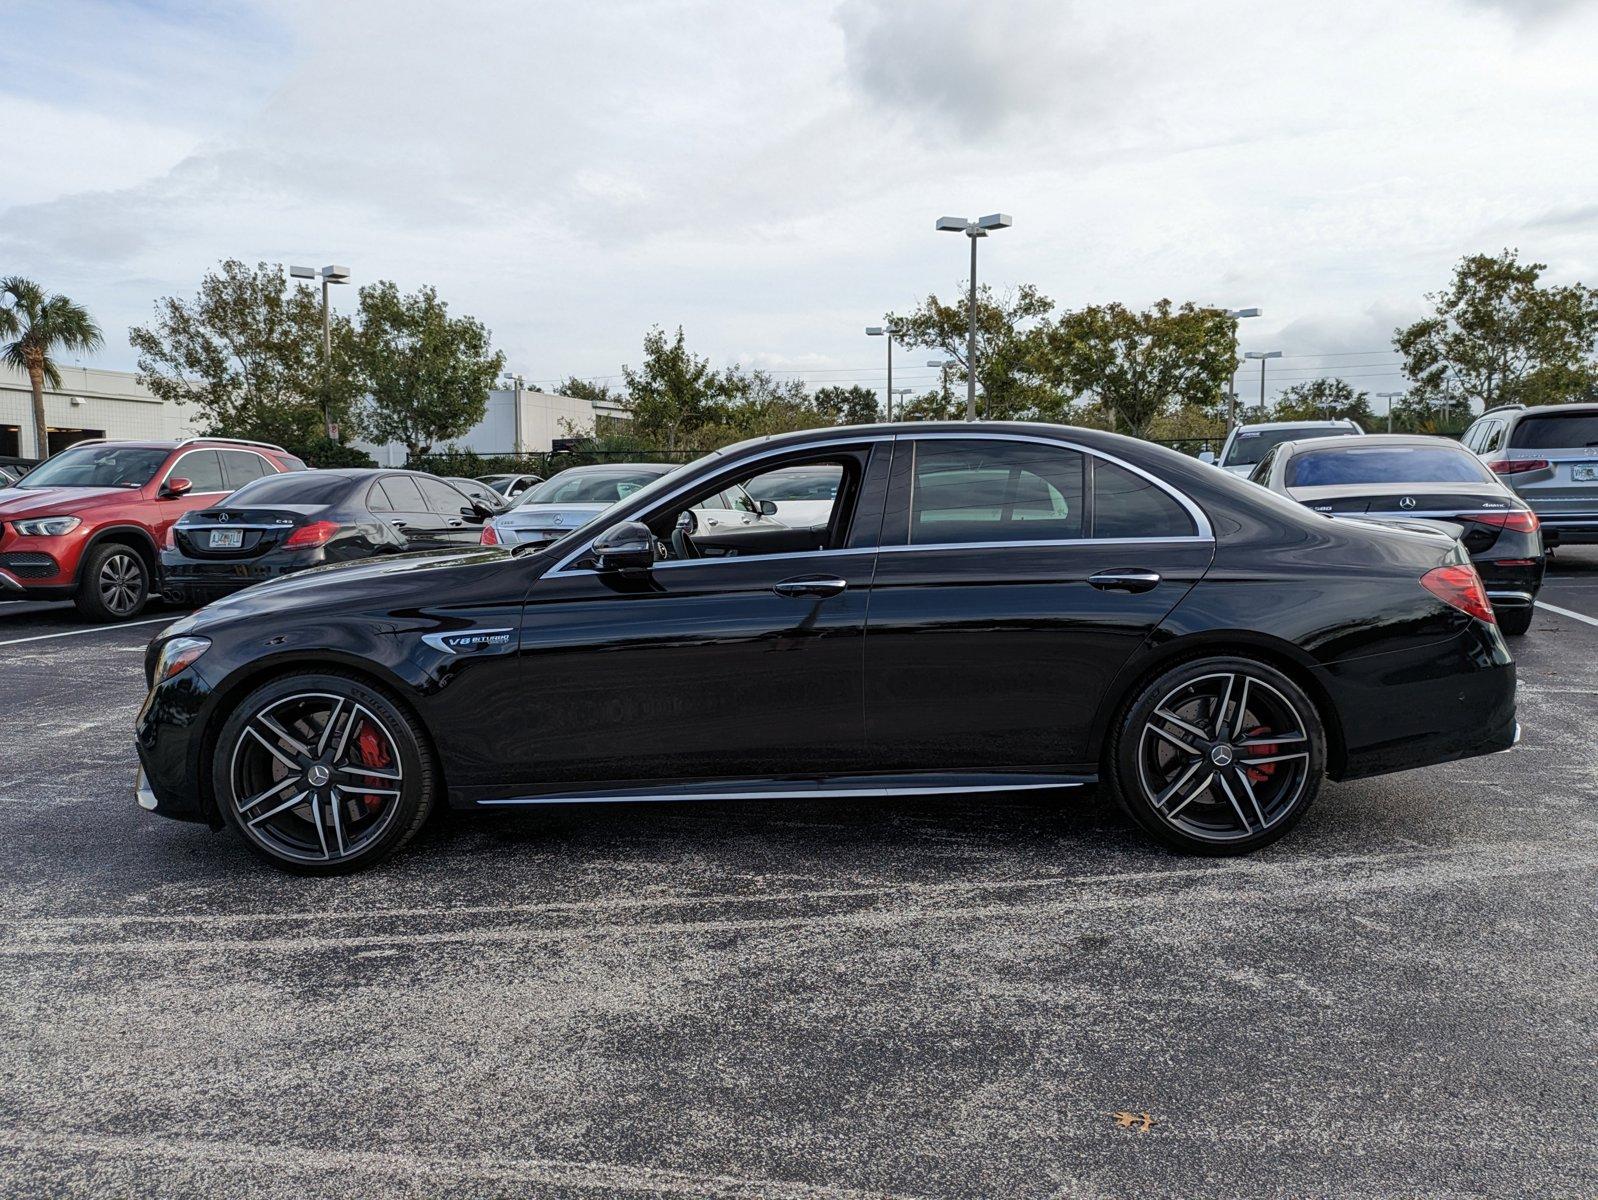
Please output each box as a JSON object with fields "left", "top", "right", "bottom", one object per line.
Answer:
{"left": 0, "top": 365, "right": 622, "bottom": 462}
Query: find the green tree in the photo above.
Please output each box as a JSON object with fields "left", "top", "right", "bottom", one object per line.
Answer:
{"left": 812, "top": 384, "right": 880, "bottom": 425}
{"left": 1046, "top": 300, "right": 1236, "bottom": 438}
{"left": 1272, "top": 378, "right": 1379, "bottom": 426}
{"left": 621, "top": 326, "right": 723, "bottom": 450}
{"left": 888, "top": 283, "right": 1060, "bottom": 420}
{"left": 1, "top": 277, "right": 103, "bottom": 458}
{"left": 345, "top": 281, "right": 505, "bottom": 459}
{"left": 1394, "top": 249, "right": 1598, "bottom": 416}
{"left": 556, "top": 375, "right": 621, "bottom": 406}
{"left": 130, "top": 260, "right": 357, "bottom": 452}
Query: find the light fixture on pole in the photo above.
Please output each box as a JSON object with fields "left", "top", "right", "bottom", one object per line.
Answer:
{"left": 1222, "top": 307, "right": 1262, "bottom": 429}
{"left": 1375, "top": 391, "right": 1404, "bottom": 433}
{"left": 291, "top": 263, "right": 351, "bottom": 437}
{"left": 890, "top": 387, "right": 912, "bottom": 421}
{"left": 928, "top": 359, "right": 956, "bottom": 415}
{"left": 865, "top": 325, "right": 894, "bottom": 418}
{"left": 936, "top": 213, "right": 1012, "bottom": 421}
{"left": 1244, "top": 350, "right": 1282, "bottom": 417}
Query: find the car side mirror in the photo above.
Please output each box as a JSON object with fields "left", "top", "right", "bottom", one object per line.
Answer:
{"left": 161, "top": 477, "right": 193, "bottom": 498}
{"left": 1197, "top": 450, "right": 1215, "bottom": 465}
{"left": 592, "top": 521, "right": 655, "bottom": 571}
{"left": 758, "top": 499, "right": 779, "bottom": 516}
{"left": 467, "top": 503, "right": 494, "bottom": 520}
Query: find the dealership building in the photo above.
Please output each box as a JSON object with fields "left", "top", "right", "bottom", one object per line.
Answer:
{"left": 0, "top": 365, "right": 622, "bottom": 462}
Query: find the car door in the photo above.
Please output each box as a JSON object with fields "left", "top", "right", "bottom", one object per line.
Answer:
{"left": 862, "top": 434, "right": 1215, "bottom": 773}
{"left": 416, "top": 476, "right": 485, "bottom": 545}
{"left": 498, "top": 440, "right": 893, "bottom": 792}
{"left": 374, "top": 475, "right": 448, "bottom": 550}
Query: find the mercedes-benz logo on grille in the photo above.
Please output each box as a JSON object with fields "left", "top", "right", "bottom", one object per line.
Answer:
{"left": 551, "top": 514, "right": 565, "bottom": 525}
{"left": 1399, "top": 497, "right": 1417, "bottom": 509}
{"left": 218, "top": 512, "right": 230, "bottom": 522}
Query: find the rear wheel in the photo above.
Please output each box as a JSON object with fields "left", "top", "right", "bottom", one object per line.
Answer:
{"left": 1497, "top": 607, "right": 1533, "bottom": 636}
{"left": 73, "top": 543, "right": 150, "bottom": 621}
{"left": 213, "top": 673, "right": 436, "bottom": 874}
{"left": 1106, "top": 656, "right": 1326, "bottom": 855}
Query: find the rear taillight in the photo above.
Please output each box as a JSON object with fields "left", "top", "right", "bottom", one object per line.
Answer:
{"left": 480, "top": 522, "right": 499, "bottom": 546}
{"left": 1460, "top": 510, "right": 1539, "bottom": 534}
{"left": 1420, "top": 564, "right": 1497, "bottom": 625}
{"left": 1489, "top": 458, "right": 1550, "bottom": 475}
{"left": 283, "top": 520, "right": 339, "bottom": 549}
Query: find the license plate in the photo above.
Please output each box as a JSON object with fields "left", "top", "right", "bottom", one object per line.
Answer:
{"left": 1573, "top": 464, "right": 1598, "bottom": 482}
{"left": 209, "top": 529, "right": 243, "bottom": 548}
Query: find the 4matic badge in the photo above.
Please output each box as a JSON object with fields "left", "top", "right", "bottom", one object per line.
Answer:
{"left": 421, "top": 628, "right": 515, "bottom": 655}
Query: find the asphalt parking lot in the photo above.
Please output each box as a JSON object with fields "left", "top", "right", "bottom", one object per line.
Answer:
{"left": 2, "top": 555, "right": 1596, "bottom": 1199}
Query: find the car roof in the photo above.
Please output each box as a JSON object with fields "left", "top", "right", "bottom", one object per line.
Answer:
{"left": 551, "top": 462, "right": 677, "bottom": 475}
{"left": 1279, "top": 433, "right": 1464, "bottom": 453}
{"left": 1229, "top": 420, "right": 1361, "bottom": 433}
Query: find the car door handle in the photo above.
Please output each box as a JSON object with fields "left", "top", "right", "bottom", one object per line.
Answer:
{"left": 774, "top": 576, "right": 847, "bottom": 598}
{"left": 1088, "top": 569, "right": 1162, "bottom": 593}
{"left": 446, "top": 519, "right": 464, "bottom": 528}
{"left": 389, "top": 519, "right": 408, "bottom": 529}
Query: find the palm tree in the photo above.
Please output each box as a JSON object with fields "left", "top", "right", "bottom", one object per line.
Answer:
{"left": 1, "top": 277, "right": 104, "bottom": 459}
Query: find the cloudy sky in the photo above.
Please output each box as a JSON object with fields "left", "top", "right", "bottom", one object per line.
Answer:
{"left": 4, "top": 0, "right": 1597, "bottom": 406}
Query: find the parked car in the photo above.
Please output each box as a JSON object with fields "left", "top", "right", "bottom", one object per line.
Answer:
{"left": 482, "top": 463, "right": 778, "bottom": 548}
{"left": 137, "top": 422, "right": 1515, "bottom": 874}
{"left": 1249, "top": 433, "right": 1544, "bottom": 635}
{"left": 0, "top": 464, "right": 23, "bottom": 487}
{"left": 1209, "top": 419, "right": 1364, "bottom": 478}
{"left": 161, "top": 469, "right": 492, "bottom": 606}
{"left": 0, "top": 437, "right": 304, "bottom": 620}
{"left": 477, "top": 473, "right": 544, "bottom": 501}
{"left": 742, "top": 462, "right": 843, "bottom": 528}
{"left": 1461, "top": 402, "right": 1598, "bottom": 547}
{"left": 445, "top": 476, "right": 510, "bottom": 514}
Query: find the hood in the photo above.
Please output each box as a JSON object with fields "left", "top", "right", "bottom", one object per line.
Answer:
{"left": 0, "top": 485, "right": 137, "bottom": 517}
{"left": 162, "top": 546, "right": 514, "bottom": 638}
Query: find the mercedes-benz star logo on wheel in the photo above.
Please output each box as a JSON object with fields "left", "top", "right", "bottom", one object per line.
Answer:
{"left": 1400, "top": 496, "right": 1417, "bottom": 509}
{"left": 306, "top": 764, "right": 330, "bottom": 787}
{"left": 1210, "top": 745, "right": 1234, "bottom": 767}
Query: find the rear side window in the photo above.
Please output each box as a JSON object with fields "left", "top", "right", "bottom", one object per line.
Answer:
{"left": 220, "top": 450, "right": 270, "bottom": 489}
{"left": 910, "top": 440, "right": 1085, "bottom": 544}
{"left": 1509, "top": 412, "right": 1598, "bottom": 450}
{"left": 1093, "top": 460, "right": 1197, "bottom": 539}
{"left": 170, "top": 449, "right": 225, "bottom": 493}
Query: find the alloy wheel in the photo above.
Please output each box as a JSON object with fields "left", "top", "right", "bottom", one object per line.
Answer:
{"left": 1135, "top": 671, "right": 1312, "bottom": 844}
{"left": 99, "top": 552, "right": 145, "bottom": 615}
{"left": 228, "top": 692, "right": 406, "bottom": 865}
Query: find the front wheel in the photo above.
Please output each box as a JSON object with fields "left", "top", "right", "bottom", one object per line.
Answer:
{"left": 74, "top": 543, "right": 150, "bottom": 621}
{"left": 213, "top": 673, "right": 437, "bottom": 874}
{"left": 1106, "top": 656, "right": 1326, "bottom": 855}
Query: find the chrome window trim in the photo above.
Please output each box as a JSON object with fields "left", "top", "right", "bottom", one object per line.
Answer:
{"left": 544, "top": 430, "right": 1215, "bottom": 579}
{"left": 158, "top": 448, "right": 277, "bottom": 498}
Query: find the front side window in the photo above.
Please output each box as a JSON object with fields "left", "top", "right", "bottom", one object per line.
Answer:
{"left": 1094, "top": 460, "right": 1197, "bottom": 539}
{"left": 910, "top": 440, "right": 1084, "bottom": 544}
{"left": 19, "top": 445, "right": 168, "bottom": 490}
{"left": 418, "top": 477, "right": 472, "bottom": 516}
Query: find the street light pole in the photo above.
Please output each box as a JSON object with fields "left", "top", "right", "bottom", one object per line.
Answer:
{"left": 865, "top": 325, "right": 893, "bottom": 418}
{"left": 291, "top": 263, "right": 351, "bottom": 437}
{"left": 1221, "top": 307, "right": 1261, "bottom": 429}
{"left": 1376, "top": 391, "right": 1404, "bottom": 433}
{"left": 1244, "top": 350, "right": 1282, "bottom": 418}
{"left": 937, "top": 214, "right": 1011, "bottom": 421}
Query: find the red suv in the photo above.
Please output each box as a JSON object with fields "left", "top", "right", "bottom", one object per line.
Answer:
{"left": 0, "top": 437, "right": 305, "bottom": 621}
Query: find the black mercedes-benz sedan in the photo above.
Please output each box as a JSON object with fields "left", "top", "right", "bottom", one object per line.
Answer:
{"left": 1248, "top": 433, "right": 1546, "bottom": 636}
{"left": 136, "top": 422, "right": 1517, "bottom": 874}
{"left": 160, "top": 468, "right": 492, "bottom": 605}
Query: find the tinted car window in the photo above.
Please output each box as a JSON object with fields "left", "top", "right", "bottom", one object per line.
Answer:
{"left": 1093, "top": 460, "right": 1196, "bottom": 539}
{"left": 1509, "top": 412, "right": 1598, "bottom": 450}
{"left": 229, "top": 472, "right": 354, "bottom": 506}
{"left": 519, "top": 469, "right": 667, "bottom": 506}
{"left": 379, "top": 475, "right": 428, "bottom": 512}
{"left": 171, "top": 449, "right": 226, "bottom": 493}
{"left": 911, "top": 440, "right": 1084, "bottom": 544}
{"left": 367, "top": 480, "right": 396, "bottom": 512}
{"left": 220, "top": 450, "right": 271, "bottom": 489}
{"left": 1224, "top": 427, "right": 1355, "bottom": 468}
{"left": 418, "top": 477, "right": 471, "bottom": 516}
{"left": 18, "top": 445, "right": 168, "bottom": 489}
{"left": 1286, "top": 446, "right": 1493, "bottom": 486}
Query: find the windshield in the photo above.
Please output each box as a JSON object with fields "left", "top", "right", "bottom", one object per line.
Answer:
{"left": 1224, "top": 427, "right": 1355, "bottom": 467}
{"left": 516, "top": 468, "right": 669, "bottom": 507}
{"left": 1287, "top": 445, "right": 1493, "bottom": 487}
{"left": 20, "top": 445, "right": 169, "bottom": 489}
{"left": 744, "top": 465, "right": 842, "bottom": 502}
{"left": 1509, "top": 411, "right": 1598, "bottom": 450}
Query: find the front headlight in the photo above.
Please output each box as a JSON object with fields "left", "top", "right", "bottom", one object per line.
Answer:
{"left": 152, "top": 635, "right": 211, "bottom": 684}
{"left": 13, "top": 516, "right": 81, "bottom": 536}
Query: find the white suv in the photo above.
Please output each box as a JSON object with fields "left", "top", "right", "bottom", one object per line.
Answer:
{"left": 1209, "top": 419, "right": 1364, "bottom": 478}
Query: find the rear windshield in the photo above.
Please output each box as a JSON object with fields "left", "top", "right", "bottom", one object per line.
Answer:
{"left": 1286, "top": 445, "right": 1493, "bottom": 487}
{"left": 226, "top": 471, "right": 353, "bottom": 506}
{"left": 1223, "top": 427, "right": 1356, "bottom": 467}
{"left": 1509, "top": 411, "right": 1598, "bottom": 450}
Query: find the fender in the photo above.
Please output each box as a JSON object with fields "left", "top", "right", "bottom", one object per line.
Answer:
{"left": 74, "top": 523, "right": 160, "bottom": 585}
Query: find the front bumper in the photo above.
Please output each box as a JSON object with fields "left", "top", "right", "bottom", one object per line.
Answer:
{"left": 134, "top": 666, "right": 219, "bottom": 826}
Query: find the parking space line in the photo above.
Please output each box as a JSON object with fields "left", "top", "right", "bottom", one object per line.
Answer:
{"left": 1534, "top": 599, "right": 1598, "bottom": 628}
{"left": 0, "top": 616, "right": 170, "bottom": 647}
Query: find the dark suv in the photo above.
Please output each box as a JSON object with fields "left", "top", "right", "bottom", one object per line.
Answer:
{"left": 0, "top": 437, "right": 304, "bottom": 620}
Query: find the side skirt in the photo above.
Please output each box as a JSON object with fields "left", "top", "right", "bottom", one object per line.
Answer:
{"left": 467, "top": 773, "right": 1095, "bottom": 808}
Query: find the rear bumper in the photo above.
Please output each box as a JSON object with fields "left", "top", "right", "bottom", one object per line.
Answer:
{"left": 1320, "top": 622, "right": 1517, "bottom": 781}
{"left": 160, "top": 547, "right": 326, "bottom": 599}
{"left": 1524, "top": 507, "right": 1598, "bottom": 544}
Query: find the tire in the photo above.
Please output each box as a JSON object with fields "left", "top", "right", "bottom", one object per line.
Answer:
{"left": 73, "top": 542, "right": 151, "bottom": 621}
{"left": 1105, "top": 655, "right": 1326, "bottom": 855}
{"left": 213, "top": 672, "right": 437, "bottom": 875}
{"left": 1497, "top": 607, "right": 1534, "bottom": 637}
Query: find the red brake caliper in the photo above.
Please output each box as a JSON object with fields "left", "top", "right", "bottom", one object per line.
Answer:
{"left": 352, "top": 722, "right": 392, "bottom": 812}
{"left": 1244, "top": 724, "right": 1278, "bottom": 785}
